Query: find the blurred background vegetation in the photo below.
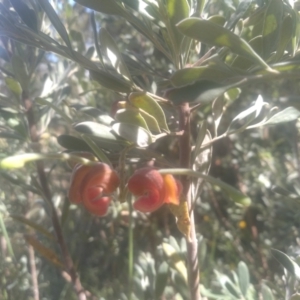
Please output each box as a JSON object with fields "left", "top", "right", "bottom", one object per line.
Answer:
{"left": 1, "top": 0, "right": 300, "bottom": 299}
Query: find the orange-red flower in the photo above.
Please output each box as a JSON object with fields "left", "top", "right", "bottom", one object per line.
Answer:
{"left": 68, "top": 163, "right": 120, "bottom": 216}
{"left": 127, "top": 168, "right": 181, "bottom": 213}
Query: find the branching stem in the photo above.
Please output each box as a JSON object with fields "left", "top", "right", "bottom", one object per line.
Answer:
{"left": 178, "top": 103, "right": 201, "bottom": 300}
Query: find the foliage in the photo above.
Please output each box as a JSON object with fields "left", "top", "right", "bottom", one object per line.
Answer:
{"left": 1, "top": 0, "right": 300, "bottom": 299}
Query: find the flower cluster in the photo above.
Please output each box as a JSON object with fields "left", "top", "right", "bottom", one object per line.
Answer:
{"left": 68, "top": 163, "right": 181, "bottom": 216}
{"left": 68, "top": 163, "right": 120, "bottom": 216}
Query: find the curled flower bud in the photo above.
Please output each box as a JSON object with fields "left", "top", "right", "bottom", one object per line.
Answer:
{"left": 68, "top": 163, "right": 120, "bottom": 216}
{"left": 128, "top": 168, "right": 180, "bottom": 213}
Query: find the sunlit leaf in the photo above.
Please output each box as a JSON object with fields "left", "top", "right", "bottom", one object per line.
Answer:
{"left": 264, "top": 107, "right": 300, "bottom": 125}
{"left": 99, "top": 28, "right": 132, "bottom": 81}
{"left": 166, "top": 0, "right": 190, "bottom": 48}
{"left": 162, "top": 242, "right": 187, "bottom": 283}
{"left": 238, "top": 261, "right": 250, "bottom": 297}
{"left": 129, "top": 92, "right": 169, "bottom": 131}
{"left": 5, "top": 77, "right": 22, "bottom": 96}
{"left": 38, "top": 0, "right": 73, "bottom": 51}
{"left": 115, "top": 108, "right": 150, "bottom": 131}
{"left": 271, "top": 248, "right": 300, "bottom": 279}
{"left": 112, "top": 122, "right": 152, "bottom": 147}
{"left": 177, "top": 18, "right": 272, "bottom": 71}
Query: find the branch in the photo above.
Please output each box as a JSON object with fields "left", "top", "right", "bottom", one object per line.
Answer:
{"left": 178, "top": 103, "right": 201, "bottom": 300}
{"left": 22, "top": 90, "right": 87, "bottom": 300}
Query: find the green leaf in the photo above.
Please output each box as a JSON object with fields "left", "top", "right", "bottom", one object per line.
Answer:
{"left": 226, "top": 0, "right": 252, "bottom": 30}
{"left": 38, "top": 0, "right": 73, "bottom": 51}
{"left": 115, "top": 108, "right": 150, "bottom": 131}
{"left": 170, "top": 65, "right": 235, "bottom": 87}
{"left": 25, "top": 235, "right": 64, "bottom": 269}
{"left": 162, "top": 243, "right": 187, "bottom": 283}
{"left": 274, "top": 14, "right": 293, "bottom": 61}
{"left": 262, "top": 0, "right": 283, "bottom": 58}
{"left": 5, "top": 77, "right": 22, "bottom": 96}
{"left": 10, "top": 0, "right": 38, "bottom": 31}
{"left": 166, "top": 0, "right": 190, "bottom": 48}
{"left": 99, "top": 28, "right": 132, "bottom": 81}
{"left": 80, "top": 134, "right": 111, "bottom": 165}
{"left": 177, "top": 18, "right": 273, "bottom": 71}
{"left": 74, "top": 122, "right": 121, "bottom": 142}
{"left": 159, "top": 168, "right": 251, "bottom": 206}
{"left": 238, "top": 261, "right": 250, "bottom": 297}
{"left": 11, "top": 55, "right": 29, "bottom": 90}
{"left": 271, "top": 248, "right": 300, "bottom": 279}
{"left": 264, "top": 107, "right": 300, "bottom": 125}
{"left": 57, "top": 135, "right": 93, "bottom": 152}
{"left": 112, "top": 123, "right": 152, "bottom": 147}
{"left": 166, "top": 80, "right": 234, "bottom": 105}
{"left": 90, "top": 70, "right": 132, "bottom": 93}
{"left": 261, "top": 283, "right": 274, "bottom": 300}
{"left": 129, "top": 92, "right": 169, "bottom": 131}
{"left": 155, "top": 262, "right": 169, "bottom": 300}
{"left": 75, "top": 0, "right": 125, "bottom": 16}
{"left": 10, "top": 215, "right": 55, "bottom": 240}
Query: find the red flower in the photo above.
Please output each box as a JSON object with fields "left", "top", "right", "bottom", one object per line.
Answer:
{"left": 128, "top": 168, "right": 181, "bottom": 213}
{"left": 68, "top": 163, "right": 120, "bottom": 216}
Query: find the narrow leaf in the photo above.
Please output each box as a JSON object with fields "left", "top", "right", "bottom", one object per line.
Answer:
{"left": 90, "top": 70, "right": 132, "bottom": 93}
{"left": 10, "top": 215, "right": 54, "bottom": 240}
{"left": 99, "top": 28, "right": 132, "bottom": 80}
{"left": 155, "top": 262, "right": 169, "bottom": 299}
{"left": 162, "top": 243, "right": 187, "bottom": 283}
{"left": 262, "top": 0, "right": 283, "bottom": 58}
{"left": 38, "top": 0, "right": 73, "bottom": 51}
{"left": 177, "top": 18, "right": 273, "bottom": 71}
{"left": 25, "top": 235, "right": 64, "bottom": 268}
{"left": 271, "top": 249, "right": 300, "bottom": 279}
{"left": 264, "top": 107, "right": 300, "bottom": 125}
{"left": 10, "top": 0, "right": 38, "bottom": 31}
{"left": 238, "top": 261, "right": 250, "bottom": 296}
{"left": 170, "top": 65, "right": 235, "bottom": 87}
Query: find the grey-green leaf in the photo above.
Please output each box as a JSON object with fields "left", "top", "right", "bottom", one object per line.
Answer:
{"left": 99, "top": 28, "right": 132, "bottom": 80}
{"left": 271, "top": 248, "right": 300, "bottom": 279}
{"left": 155, "top": 262, "right": 169, "bottom": 300}
{"left": 112, "top": 123, "right": 152, "bottom": 147}
{"left": 177, "top": 18, "right": 272, "bottom": 70}
{"left": 261, "top": 283, "right": 274, "bottom": 300}
{"left": 238, "top": 261, "right": 250, "bottom": 296}
{"left": 265, "top": 107, "right": 300, "bottom": 125}
{"left": 38, "top": 0, "right": 73, "bottom": 51}
{"left": 262, "top": 0, "right": 283, "bottom": 58}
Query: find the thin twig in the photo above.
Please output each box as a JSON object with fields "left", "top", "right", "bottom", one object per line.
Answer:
{"left": 22, "top": 90, "right": 87, "bottom": 300}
